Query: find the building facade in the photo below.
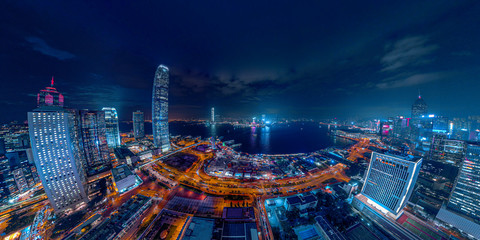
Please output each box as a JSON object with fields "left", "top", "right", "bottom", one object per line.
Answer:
{"left": 152, "top": 65, "right": 170, "bottom": 152}
{"left": 78, "top": 110, "right": 111, "bottom": 176}
{"left": 436, "top": 143, "right": 480, "bottom": 239}
{"left": 28, "top": 108, "right": 88, "bottom": 213}
{"left": 102, "top": 107, "right": 121, "bottom": 148}
{"left": 27, "top": 82, "right": 87, "bottom": 213}
{"left": 0, "top": 155, "right": 16, "bottom": 199}
{"left": 411, "top": 95, "right": 427, "bottom": 119}
{"left": 446, "top": 144, "right": 480, "bottom": 220}
{"left": 361, "top": 152, "right": 422, "bottom": 215}
{"left": 428, "top": 134, "right": 465, "bottom": 166}
{"left": 133, "top": 110, "right": 145, "bottom": 139}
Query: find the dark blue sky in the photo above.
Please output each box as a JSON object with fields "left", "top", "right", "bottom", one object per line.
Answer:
{"left": 1, "top": 1, "right": 479, "bottom": 121}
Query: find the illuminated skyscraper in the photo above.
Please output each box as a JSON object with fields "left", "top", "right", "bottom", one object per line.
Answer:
{"left": 358, "top": 152, "right": 422, "bottom": 215}
{"left": 411, "top": 95, "right": 427, "bottom": 118}
{"left": 28, "top": 80, "right": 87, "bottom": 213}
{"left": 102, "top": 107, "right": 121, "bottom": 148}
{"left": 133, "top": 110, "right": 145, "bottom": 139}
{"left": 37, "top": 76, "right": 64, "bottom": 107}
{"left": 78, "top": 110, "right": 111, "bottom": 176}
{"left": 211, "top": 107, "right": 215, "bottom": 123}
{"left": 152, "top": 65, "right": 170, "bottom": 152}
{"left": 436, "top": 144, "right": 480, "bottom": 239}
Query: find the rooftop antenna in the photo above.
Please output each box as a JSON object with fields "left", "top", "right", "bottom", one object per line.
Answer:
{"left": 51, "top": 76, "right": 54, "bottom": 87}
{"left": 418, "top": 89, "right": 421, "bottom": 99}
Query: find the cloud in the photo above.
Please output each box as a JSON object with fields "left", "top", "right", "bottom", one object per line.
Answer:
{"left": 380, "top": 36, "right": 437, "bottom": 71}
{"left": 451, "top": 51, "right": 473, "bottom": 56}
{"left": 376, "top": 72, "right": 443, "bottom": 89}
{"left": 25, "top": 37, "right": 76, "bottom": 60}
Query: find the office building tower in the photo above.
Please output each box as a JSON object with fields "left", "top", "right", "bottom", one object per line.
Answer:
{"left": 28, "top": 81, "right": 87, "bottom": 213}
{"left": 211, "top": 107, "right": 215, "bottom": 123}
{"left": 428, "top": 134, "right": 465, "bottom": 166}
{"left": 102, "top": 107, "right": 121, "bottom": 148}
{"left": 12, "top": 168, "right": 29, "bottom": 192}
{"left": 0, "top": 155, "right": 16, "bottom": 199}
{"left": 78, "top": 110, "right": 111, "bottom": 176}
{"left": 133, "top": 110, "right": 145, "bottom": 139}
{"left": 152, "top": 64, "right": 170, "bottom": 152}
{"left": 37, "top": 76, "right": 64, "bottom": 107}
{"left": 436, "top": 144, "right": 480, "bottom": 239}
{"left": 359, "top": 152, "right": 422, "bottom": 215}
{"left": 411, "top": 95, "right": 427, "bottom": 118}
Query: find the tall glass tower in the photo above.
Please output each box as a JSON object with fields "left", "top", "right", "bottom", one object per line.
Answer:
{"left": 211, "top": 107, "right": 215, "bottom": 123}
{"left": 152, "top": 65, "right": 170, "bottom": 152}
{"left": 28, "top": 80, "right": 87, "bottom": 213}
{"left": 102, "top": 107, "right": 121, "bottom": 148}
{"left": 133, "top": 110, "right": 145, "bottom": 139}
{"left": 78, "top": 110, "right": 111, "bottom": 176}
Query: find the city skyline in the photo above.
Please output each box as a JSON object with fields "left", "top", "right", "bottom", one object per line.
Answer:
{"left": 2, "top": 1, "right": 480, "bottom": 122}
{"left": 3, "top": 2, "right": 480, "bottom": 240}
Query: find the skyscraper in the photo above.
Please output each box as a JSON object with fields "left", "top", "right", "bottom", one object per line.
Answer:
{"left": 436, "top": 144, "right": 480, "bottom": 239}
{"left": 211, "top": 107, "right": 215, "bottom": 123}
{"left": 102, "top": 107, "right": 121, "bottom": 148}
{"left": 133, "top": 110, "right": 145, "bottom": 139}
{"left": 358, "top": 152, "right": 422, "bottom": 215}
{"left": 0, "top": 155, "right": 16, "bottom": 199}
{"left": 152, "top": 64, "right": 170, "bottom": 152}
{"left": 37, "top": 76, "right": 64, "bottom": 107}
{"left": 411, "top": 95, "right": 427, "bottom": 118}
{"left": 428, "top": 133, "right": 465, "bottom": 166}
{"left": 78, "top": 110, "right": 111, "bottom": 176}
{"left": 28, "top": 81, "right": 87, "bottom": 213}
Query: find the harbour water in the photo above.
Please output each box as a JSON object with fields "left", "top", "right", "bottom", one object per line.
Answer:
{"left": 120, "top": 121, "right": 352, "bottom": 154}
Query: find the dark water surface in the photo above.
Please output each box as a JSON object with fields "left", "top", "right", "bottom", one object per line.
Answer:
{"left": 120, "top": 121, "right": 351, "bottom": 154}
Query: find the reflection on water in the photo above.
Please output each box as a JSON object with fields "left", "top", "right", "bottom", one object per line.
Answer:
{"left": 121, "top": 121, "right": 352, "bottom": 154}
{"left": 260, "top": 126, "right": 271, "bottom": 153}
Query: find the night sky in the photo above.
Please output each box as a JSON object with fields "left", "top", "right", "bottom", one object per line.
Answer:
{"left": 1, "top": 1, "right": 480, "bottom": 122}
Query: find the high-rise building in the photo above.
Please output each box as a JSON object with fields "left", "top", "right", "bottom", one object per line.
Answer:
{"left": 428, "top": 134, "right": 465, "bottom": 166}
{"left": 78, "top": 110, "right": 111, "bottom": 176}
{"left": 152, "top": 64, "right": 170, "bottom": 152}
{"left": 211, "top": 107, "right": 215, "bottom": 123}
{"left": 12, "top": 168, "right": 29, "bottom": 192}
{"left": 411, "top": 95, "right": 427, "bottom": 119}
{"left": 436, "top": 144, "right": 480, "bottom": 239}
{"left": 37, "top": 76, "right": 64, "bottom": 107}
{"left": 27, "top": 81, "right": 87, "bottom": 213}
{"left": 133, "top": 110, "right": 145, "bottom": 139}
{"left": 102, "top": 107, "right": 121, "bottom": 148}
{"left": 0, "top": 155, "right": 16, "bottom": 199}
{"left": 359, "top": 152, "right": 422, "bottom": 215}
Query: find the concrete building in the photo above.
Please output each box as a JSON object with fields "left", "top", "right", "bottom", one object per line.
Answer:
{"left": 284, "top": 193, "right": 318, "bottom": 211}
{"left": 111, "top": 164, "right": 142, "bottom": 194}
{"left": 428, "top": 133, "right": 465, "bottom": 166}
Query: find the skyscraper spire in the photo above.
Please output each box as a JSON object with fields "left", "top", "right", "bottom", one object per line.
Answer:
{"left": 418, "top": 89, "right": 421, "bottom": 99}
{"left": 51, "top": 76, "right": 54, "bottom": 87}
